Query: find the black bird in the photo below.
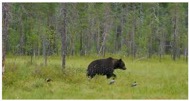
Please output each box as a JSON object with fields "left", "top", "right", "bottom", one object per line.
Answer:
{"left": 131, "top": 81, "right": 137, "bottom": 87}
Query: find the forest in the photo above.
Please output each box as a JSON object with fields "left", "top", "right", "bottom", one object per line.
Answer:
{"left": 2, "top": 3, "right": 188, "bottom": 99}
{"left": 3, "top": 3, "right": 188, "bottom": 60}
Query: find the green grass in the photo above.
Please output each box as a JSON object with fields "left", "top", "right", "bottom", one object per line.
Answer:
{"left": 2, "top": 55, "right": 188, "bottom": 99}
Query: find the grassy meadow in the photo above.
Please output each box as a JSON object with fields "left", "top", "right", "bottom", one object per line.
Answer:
{"left": 2, "top": 55, "right": 188, "bottom": 99}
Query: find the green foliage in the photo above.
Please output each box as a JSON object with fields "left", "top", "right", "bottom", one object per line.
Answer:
{"left": 6, "top": 3, "right": 188, "bottom": 58}
{"left": 3, "top": 56, "right": 188, "bottom": 99}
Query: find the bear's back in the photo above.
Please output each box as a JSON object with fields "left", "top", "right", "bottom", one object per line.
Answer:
{"left": 88, "top": 58, "right": 113, "bottom": 68}
{"left": 87, "top": 58, "right": 114, "bottom": 74}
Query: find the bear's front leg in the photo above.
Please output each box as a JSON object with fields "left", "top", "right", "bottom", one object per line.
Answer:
{"left": 106, "top": 73, "right": 116, "bottom": 79}
{"left": 112, "top": 73, "right": 117, "bottom": 80}
{"left": 106, "top": 74, "right": 112, "bottom": 79}
{"left": 108, "top": 74, "right": 116, "bottom": 85}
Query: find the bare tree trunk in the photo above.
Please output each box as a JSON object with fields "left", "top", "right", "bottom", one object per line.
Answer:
{"left": 18, "top": 5, "right": 25, "bottom": 55}
{"left": 80, "top": 33, "right": 84, "bottom": 56}
{"left": 124, "top": 5, "right": 129, "bottom": 56}
{"left": 148, "top": 6, "right": 156, "bottom": 59}
{"left": 31, "top": 48, "right": 33, "bottom": 64}
{"left": 98, "top": 4, "right": 112, "bottom": 57}
{"left": 159, "top": 31, "right": 165, "bottom": 62}
{"left": 60, "top": 4, "right": 67, "bottom": 69}
{"left": 173, "top": 5, "right": 178, "bottom": 61}
{"left": 70, "top": 37, "right": 75, "bottom": 56}
{"left": 2, "top": 3, "right": 10, "bottom": 75}
{"left": 115, "top": 25, "right": 122, "bottom": 52}
{"left": 98, "top": 32, "right": 108, "bottom": 57}
{"left": 158, "top": 4, "right": 165, "bottom": 62}
{"left": 42, "top": 37, "right": 47, "bottom": 66}
{"left": 132, "top": 4, "right": 136, "bottom": 58}
{"left": 96, "top": 23, "right": 100, "bottom": 54}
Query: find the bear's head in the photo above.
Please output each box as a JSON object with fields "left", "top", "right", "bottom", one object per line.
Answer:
{"left": 114, "top": 59, "right": 126, "bottom": 70}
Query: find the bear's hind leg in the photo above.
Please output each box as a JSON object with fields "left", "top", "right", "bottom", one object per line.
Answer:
{"left": 88, "top": 74, "right": 96, "bottom": 79}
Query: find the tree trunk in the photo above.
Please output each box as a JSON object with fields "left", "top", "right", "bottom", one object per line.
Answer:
{"left": 19, "top": 19, "right": 24, "bottom": 55}
{"left": 31, "top": 48, "right": 33, "bottom": 64}
{"left": 115, "top": 25, "right": 122, "bottom": 52}
{"left": 132, "top": 4, "right": 136, "bottom": 58}
{"left": 96, "top": 24, "right": 100, "bottom": 54}
{"left": 173, "top": 5, "right": 178, "bottom": 61}
{"left": 159, "top": 31, "right": 165, "bottom": 62}
{"left": 70, "top": 37, "right": 75, "bottom": 56}
{"left": 42, "top": 37, "right": 47, "bottom": 66}
{"left": 2, "top": 3, "right": 10, "bottom": 75}
{"left": 98, "top": 30, "right": 107, "bottom": 57}
{"left": 80, "top": 32, "right": 84, "bottom": 56}
{"left": 19, "top": 5, "right": 25, "bottom": 55}
{"left": 60, "top": 4, "right": 67, "bottom": 69}
{"left": 124, "top": 5, "right": 129, "bottom": 56}
{"left": 98, "top": 4, "right": 111, "bottom": 57}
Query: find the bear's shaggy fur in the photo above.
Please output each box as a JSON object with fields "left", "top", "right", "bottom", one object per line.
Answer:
{"left": 87, "top": 57, "right": 126, "bottom": 79}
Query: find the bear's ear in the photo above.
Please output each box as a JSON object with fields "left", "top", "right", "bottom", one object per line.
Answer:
{"left": 119, "top": 59, "right": 122, "bottom": 61}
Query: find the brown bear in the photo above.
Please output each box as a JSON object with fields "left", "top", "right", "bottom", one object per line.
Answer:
{"left": 87, "top": 57, "right": 126, "bottom": 79}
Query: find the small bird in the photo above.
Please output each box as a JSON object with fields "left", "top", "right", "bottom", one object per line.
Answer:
{"left": 109, "top": 80, "right": 115, "bottom": 85}
{"left": 45, "top": 78, "right": 52, "bottom": 82}
{"left": 131, "top": 81, "right": 137, "bottom": 87}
